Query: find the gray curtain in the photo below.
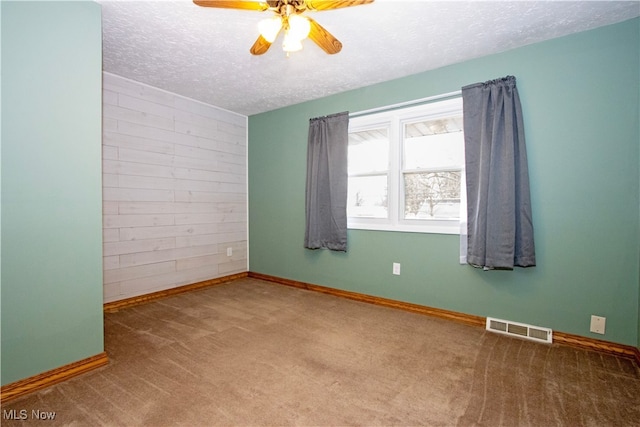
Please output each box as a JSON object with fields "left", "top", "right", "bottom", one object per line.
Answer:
{"left": 462, "top": 76, "right": 536, "bottom": 269}
{"left": 304, "top": 111, "right": 349, "bottom": 251}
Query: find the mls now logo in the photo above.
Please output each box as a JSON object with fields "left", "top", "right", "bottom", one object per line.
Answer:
{"left": 3, "top": 409, "right": 56, "bottom": 420}
{"left": 2, "top": 409, "right": 29, "bottom": 420}
{"left": 3, "top": 409, "right": 28, "bottom": 420}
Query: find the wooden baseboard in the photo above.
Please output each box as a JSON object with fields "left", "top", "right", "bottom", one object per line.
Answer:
{"left": 553, "top": 331, "right": 640, "bottom": 362}
{"left": 248, "top": 272, "right": 640, "bottom": 365}
{"left": 104, "top": 272, "right": 249, "bottom": 313}
{"left": 248, "top": 272, "right": 485, "bottom": 328}
{"left": 1, "top": 352, "right": 109, "bottom": 404}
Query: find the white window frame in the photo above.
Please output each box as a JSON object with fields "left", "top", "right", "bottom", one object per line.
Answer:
{"left": 347, "top": 97, "right": 466, "bottom": 235}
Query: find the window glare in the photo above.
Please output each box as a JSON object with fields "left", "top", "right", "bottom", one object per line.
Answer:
{"left": 348, "top": 129, "right": 388, "bottom": 174}
{"left": 404, "top": 131, "right": 464, "bottom": 170}
{"left": 347, "top": 175, "right": 388, "bottom": 218}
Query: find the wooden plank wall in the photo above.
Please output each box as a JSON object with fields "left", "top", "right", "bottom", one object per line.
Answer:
{"left": 102, "top": 73, "right": 247, "bottom": 303}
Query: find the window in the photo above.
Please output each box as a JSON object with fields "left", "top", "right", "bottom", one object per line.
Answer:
{"left": 347, "top": 97, "right": 465, "bottom": 234}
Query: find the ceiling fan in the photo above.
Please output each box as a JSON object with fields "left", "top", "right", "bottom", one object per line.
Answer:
{"left": 193, "top": 0, "right": 374, "bottom": 55}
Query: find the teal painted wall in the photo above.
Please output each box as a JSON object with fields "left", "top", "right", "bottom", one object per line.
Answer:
{"left": 249, "top": 19, "right": 640, "bottom": 346}
{"left": 1, "top": 1, "right": 104, "bottom": 385}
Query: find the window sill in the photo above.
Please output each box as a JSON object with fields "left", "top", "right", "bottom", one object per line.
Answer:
{"left": 347, "top": 220, "right": 460, "bottom": 235}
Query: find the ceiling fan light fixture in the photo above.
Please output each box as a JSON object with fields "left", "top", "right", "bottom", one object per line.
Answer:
{"left": 193, "top": 0, "right": 375, "bottom": 55}
{"left": 281, "top": 14, "right": 310, "bottom": 53}
{"left": 258, "top": 16, "right": 282, "bottom": 43}
{"left": 287, "top": 14, "right": 311, "bottom": 40}
{"left": 282, "top": 32, "right": 304, "bottom": 52}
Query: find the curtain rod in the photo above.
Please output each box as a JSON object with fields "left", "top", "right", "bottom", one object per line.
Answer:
{"left": 349, "top": 90, "right": 462, "bottom": 118}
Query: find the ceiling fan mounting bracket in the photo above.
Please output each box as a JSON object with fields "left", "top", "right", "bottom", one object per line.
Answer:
{"left": 268, "top": 0, "right": 307, "bottom": 16}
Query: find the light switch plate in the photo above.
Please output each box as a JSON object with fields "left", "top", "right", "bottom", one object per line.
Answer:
{"left": 590, "top": 315, "right": 606, "bottom": 334}
{"left": 392, "top": 263, "right": 401, "bottom": 275}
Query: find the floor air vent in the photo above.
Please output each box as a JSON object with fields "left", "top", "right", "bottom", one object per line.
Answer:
{"left": 486, "top": 317, "right": 552, "bottom": 343}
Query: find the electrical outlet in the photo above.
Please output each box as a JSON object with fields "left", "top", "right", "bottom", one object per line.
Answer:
{"left": 226, "top": 247, "right": 233, "bottom": 257}
{"left": 392, "top": 263, "right": 401, "bottom": 275}
{"left": 590, "top": 315, "right": 606, "bottom": 334}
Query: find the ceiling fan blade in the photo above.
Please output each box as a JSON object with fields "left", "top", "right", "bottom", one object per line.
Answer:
{"left": 305, "top": 0, "right": 374, "bottom": 11}
{"left": 250, "top": 34, "right": 273, "bottom": 55}
{"left": 193, "top": 1, "right": 270, "bottom": 11}
{"left": 308, "top": 18, "right": 342, "bottom": 54}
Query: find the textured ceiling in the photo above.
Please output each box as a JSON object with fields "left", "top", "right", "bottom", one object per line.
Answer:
{"left": 99, "top": 0, "right": 640, "bottom": 116}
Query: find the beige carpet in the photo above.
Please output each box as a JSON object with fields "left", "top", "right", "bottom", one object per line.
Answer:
{"left": 2, "top": 277, "right": 639, "bottom": 426}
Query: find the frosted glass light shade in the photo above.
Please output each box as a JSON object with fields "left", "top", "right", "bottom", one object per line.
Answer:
{"left": 258, "top": 16, "right": 282, "bottom": 43}
{"left": 282, "top": 32, "right": 303, "bottom": 52}
{"left": 287, "top": 14, "right": 311, "bottom": 41}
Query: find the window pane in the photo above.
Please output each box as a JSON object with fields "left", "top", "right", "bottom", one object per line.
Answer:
{"left": 347, "top": 96, "right": 464, "bottom": 233}
{"left": 404, "top": 117, "right": 463, "bottom": 170}
{"left": 348, "top": 128, "right": 388, "bottom": 174}
{"left": 404, "top": 171, "right": 461, "bottom": 219}
{"left": 347, "top": 175, "right": 388, "bottom": 218}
